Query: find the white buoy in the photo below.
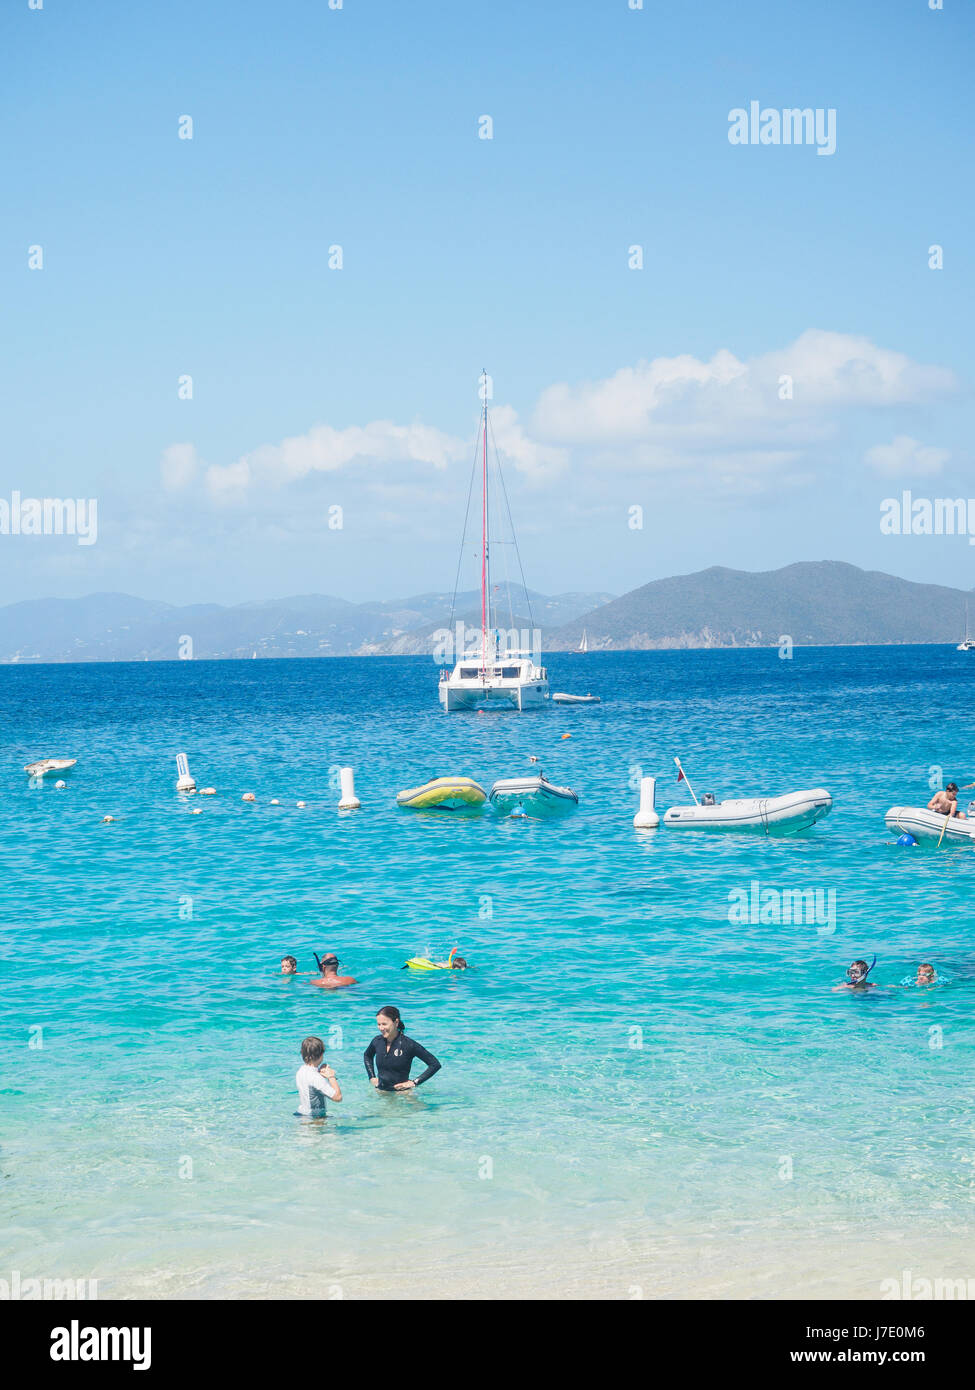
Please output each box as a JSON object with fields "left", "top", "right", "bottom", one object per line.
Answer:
{"left": 633, "top": 776, "right": 660, "bottom": 829}
{"left": 55, "top": 780, "right": 66, "bottom": 789}
{"left": 175, "top": 752, "right": 196, "bottom": 792}
{"left": 338, "top": 766, "right": 360, "bottom": 810}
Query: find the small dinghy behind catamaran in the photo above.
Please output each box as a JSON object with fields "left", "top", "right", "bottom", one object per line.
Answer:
{"left": 662, "top": 758, "right": 832, "bottom": 836}
{"left": 490, "top": 772, "right": 578, "bottom": 817}
{"left": 884, "top": 806, "right": 975, "bottom": 846}
{"left": 25, "top": 757, "right": 77, "bottom": 779}
{"left": 551, "top": 693, "right": 601, "bottom": 705}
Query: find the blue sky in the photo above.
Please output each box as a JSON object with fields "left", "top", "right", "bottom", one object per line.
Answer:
{"left": 1, "top": 0, "right": 972, "bottom": 605}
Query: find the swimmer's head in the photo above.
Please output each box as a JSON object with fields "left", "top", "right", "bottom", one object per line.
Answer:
{"left": 847, "top": 959, "right": 871, "bottom": 984}
{"left": 450, "top": 956, "right": 468, "bottom": 969}
{"left": 300, "top": 1036, "right": 325, "bottom": 1065}
{"left": 916, "top": 963, "right": 936, "bottom": 984}
{"left": 318, "top": 953, "right": 339, "bottom": 973}
{"left": 946, "top": 783, "right": 959, "bottom": 798}
{"left": 377, "top": 1006, "right": 404, "bottom": 1039}
{"left": 281, "top": 956, "right": 297, "bottom": 974}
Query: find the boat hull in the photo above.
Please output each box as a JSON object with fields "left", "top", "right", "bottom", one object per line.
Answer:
{"left": 489, "top": 776, "right": 578, "bottom": 817}
{"left": 551, "top": 693, "right": 600, "bottom": 704}
{"left": 396, "top": 777, "right": 487, "bottom": 810}
{"left": 663, "top": 788, "right": 832, "bottom": 835}
{"left": 884, "top": 806, "right": 975, "bottom": 845}
{"left": 440, "top": 681, "right": 549, "bottom": 712}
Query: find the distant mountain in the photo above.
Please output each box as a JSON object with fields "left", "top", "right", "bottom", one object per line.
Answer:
{"left": 0, "top": 587, "right": 614, "bottom": 663}
{"left": 546, "top": 562, "right": 975, "bottom": 649}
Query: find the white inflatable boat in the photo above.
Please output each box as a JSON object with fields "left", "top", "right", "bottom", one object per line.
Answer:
{"left": 663, "top": 788, "right": 832, "bottom": 835}
{"left": 25, "top": 758, "right": 77, "bottom": 779}
{"left": 884, "top": 806, "right": 975, "bottom": 846}
{"left": 490, "top": 774, "right": 578, "bottom": 817}
{"left": 551, "top": 693, "right": 601, "bottom": 705}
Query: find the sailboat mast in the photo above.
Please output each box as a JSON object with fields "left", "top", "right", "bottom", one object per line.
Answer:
{"left": 481, "top": 374, "right": 489, "bottom": 672}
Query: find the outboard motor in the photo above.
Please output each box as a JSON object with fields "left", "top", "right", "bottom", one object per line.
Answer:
{"left": 702, "top": 792, "right": 716, "bottom": 806}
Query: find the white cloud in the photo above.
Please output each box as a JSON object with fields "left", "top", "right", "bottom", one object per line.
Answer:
{"left": 160, "top": 443, "right": 200, "bottom": 491}
{"left": 864, "top": 435, "right": 950, "bottom": 477}
{"left": 157, "top": 331, "right": 960, "bottom": 511}
{"left": 489, "top": 403, "right": 568, "bottom": 481}
{"left": 205, "top": 420, "right": 466, "bottom": 502}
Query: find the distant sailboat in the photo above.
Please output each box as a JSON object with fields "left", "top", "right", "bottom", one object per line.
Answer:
{"left": 958, "top": 602, "right": 975, "bottom": 652}
{"left": 578, "top": 629, "right": 589, "bottom": 654}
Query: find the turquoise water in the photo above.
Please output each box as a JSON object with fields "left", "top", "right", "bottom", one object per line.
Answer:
{"left": 3, "top": 649, "right": 975, "bottom": 1298}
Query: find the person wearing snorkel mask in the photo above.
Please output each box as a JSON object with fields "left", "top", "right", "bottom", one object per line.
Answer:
{"left": 311, "top": 952, "right": 357, "bottom": 989}
{"left": 833, "top": 957, "right": 877, "bottom": 991}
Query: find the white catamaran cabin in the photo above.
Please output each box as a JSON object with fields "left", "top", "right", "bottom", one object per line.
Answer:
{"left": 440, "top": 645, "right": 549, "bottom": 712}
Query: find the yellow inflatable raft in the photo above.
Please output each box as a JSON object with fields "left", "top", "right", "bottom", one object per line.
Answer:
{"left": 396, "top": 776, "right": 487, "bottom": 810}
{"left": 405, "top": 949, "right": 464, "bottom": 971}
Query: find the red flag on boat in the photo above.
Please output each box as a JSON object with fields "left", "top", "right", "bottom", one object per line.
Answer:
{"left": 677, "top": 768, "right": 685, "bottom": 784}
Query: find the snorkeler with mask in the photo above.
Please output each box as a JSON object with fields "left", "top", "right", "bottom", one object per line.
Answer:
{"left": 833, "top": 956, "right": 877, "bottom": 991}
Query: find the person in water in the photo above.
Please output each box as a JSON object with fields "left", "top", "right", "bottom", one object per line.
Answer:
{"left": 403, "top": 950, "right": 469, "bottom": 971}
{"left": 295, "top": 1035, "right": 342, "bottom": 1118}
{"left": 927, "top": 783, "right": 965, "bottom": 818}
{"left": 312, "top": 952, "right": 357, "bottom": 989}
{"left": 281, "top": 956, "right": 298, "bottom": 975}
{"left": 363, "top": 1006, "right": 441, "bottom": 1091}
{"left": 834, "top": 958, "right": 877, "bottom": 991}
{"left": 915, "top": 962, "right": 937, "bottom": 986}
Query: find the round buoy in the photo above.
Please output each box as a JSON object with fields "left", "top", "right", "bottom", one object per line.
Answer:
{"left": 296, "top": 800, "right": 307, "bottom": 808}
{"left": 102, "top": 815, "right": 115, "bottom": 823}
{"left": 242, "top": 792, "right": 256, "bottom": 803}
{"left": 190, "top": 807, "right": 202, "bottom": 815}
{"left": 896, "top": 832, "right": 919, "bottom": 846}
{"left": 270, "top": 799, "right": 280, "bottom": 805}
{"left": 561, "top": 733, "right": 571, "bottom": 740}
{"left": 55, "top": 780, "right": 66, "bottom": 789}
{"left": 200, "top": 787, "right": 216, "bottom": 796}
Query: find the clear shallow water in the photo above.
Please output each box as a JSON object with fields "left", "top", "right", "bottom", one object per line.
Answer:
{"left": 2, "top": 648, "right": 975, "bottom": 1298}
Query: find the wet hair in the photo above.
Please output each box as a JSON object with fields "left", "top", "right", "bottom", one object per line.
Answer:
{"left": 281, "top": 955, "right": 297, "bottom": 970}
{"left": 301, "top": 1036, "right": 325, "bottom": 1064}
{"left": 850, "top": 960, "right": 869, "bottom": 972}
{"left": 377, "top": 1005, "right": 404, "bottom": 1033}
{"left": 451, "top": 956, "right": 468, "bottom": 969}
{"left": 918, "top": 963, "right": 935, "bottom": 976}
{"left": 946, "top": 783, "right": 959, "bottom": 794}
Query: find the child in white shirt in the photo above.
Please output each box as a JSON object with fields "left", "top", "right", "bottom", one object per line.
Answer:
{"left": 295, "top": 1035, "right": 343, "bottom": 1117}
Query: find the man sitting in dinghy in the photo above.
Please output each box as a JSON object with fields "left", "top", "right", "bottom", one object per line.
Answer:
{"left": 927, "top": 784, "right": 966, "bottom": 818}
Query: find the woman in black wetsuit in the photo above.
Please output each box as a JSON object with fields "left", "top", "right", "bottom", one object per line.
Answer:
{"left": 363, "top": 1006, "right": 441, "bottom": 1092}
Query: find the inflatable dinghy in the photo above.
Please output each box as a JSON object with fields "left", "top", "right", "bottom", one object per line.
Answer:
{"left": 663, "top": 788, "right": 832, "bottom": 835}
{"left": 551, "top": 693, "right": 601, "bottom": 705}
{"left": 25, "top": 758, "right": 77, "bottom": 779}
{"left": 489, "top": 774, "right": 578, "bottom": 817}
{"left": 396, "top": 776, "right": 487, "bottom": 810}
{"left": 884, "top": 806, "right": 975, "bottom": 846}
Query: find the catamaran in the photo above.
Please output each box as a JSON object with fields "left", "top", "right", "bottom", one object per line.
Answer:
{"left": 439, "top": 374, "right": 550, "bottom": 712}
